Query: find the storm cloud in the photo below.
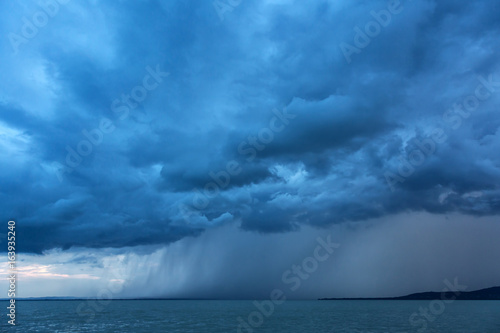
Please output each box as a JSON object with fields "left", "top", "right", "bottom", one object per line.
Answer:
{"left": 1, "top": 0, "right": 499, "bottom": 256}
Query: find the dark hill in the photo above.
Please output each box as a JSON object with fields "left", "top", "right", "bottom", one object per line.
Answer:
{"left": 320, "top": 286, "right": 500, "bottom": 300}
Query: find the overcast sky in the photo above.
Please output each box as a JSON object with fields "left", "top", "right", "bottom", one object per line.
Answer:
{"left": 0, "top": 0, "right": 499, "bottom": 299}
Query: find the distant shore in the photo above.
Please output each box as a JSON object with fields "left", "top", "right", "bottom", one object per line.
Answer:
{"left": 1, "top": 286, "right": 499, "bottom": 301}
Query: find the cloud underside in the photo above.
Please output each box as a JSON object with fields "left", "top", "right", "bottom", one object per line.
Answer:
{"left": 0, "top": 0, "right": 499, "bottom": 252}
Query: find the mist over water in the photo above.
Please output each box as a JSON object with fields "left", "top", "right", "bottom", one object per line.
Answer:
{"left": 111, "top": 213, "right": 500, "bottom": 300}
{"left": 4, "top": 212, "right": 499, "bottom": 301}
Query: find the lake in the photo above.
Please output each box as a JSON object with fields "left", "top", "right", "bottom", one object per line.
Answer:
{"left": 1, "top": 300, "right": 499, "bottom": 332}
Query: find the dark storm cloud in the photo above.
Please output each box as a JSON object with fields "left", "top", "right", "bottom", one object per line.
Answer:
{"left": 1, "top": 0, "right": 499, "bottom": 253}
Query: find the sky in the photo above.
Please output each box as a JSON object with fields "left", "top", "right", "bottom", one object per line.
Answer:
{"left": 0, "top": 0, "right": 499, "bottom": 299}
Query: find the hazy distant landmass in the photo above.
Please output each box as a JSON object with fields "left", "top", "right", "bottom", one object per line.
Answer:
{"left": 2, "top": 286, "right": 500, "bottom": 301}
{"left": 0, "top": 297, "right": 197, "bottom": 301}
{"left": 320, "top": 286, "right": 500, "bottom": 300}
{"left": 0, "top": 296, "right": 83, "bottom": 301}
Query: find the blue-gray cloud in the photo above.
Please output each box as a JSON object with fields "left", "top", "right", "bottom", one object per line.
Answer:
{"left": 1, "top": 0, "right": 499, "bottom": 253}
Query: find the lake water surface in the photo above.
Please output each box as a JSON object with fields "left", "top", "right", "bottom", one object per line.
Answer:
{"left": 1, "top": 300, "right": 499, "bottom": 332}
